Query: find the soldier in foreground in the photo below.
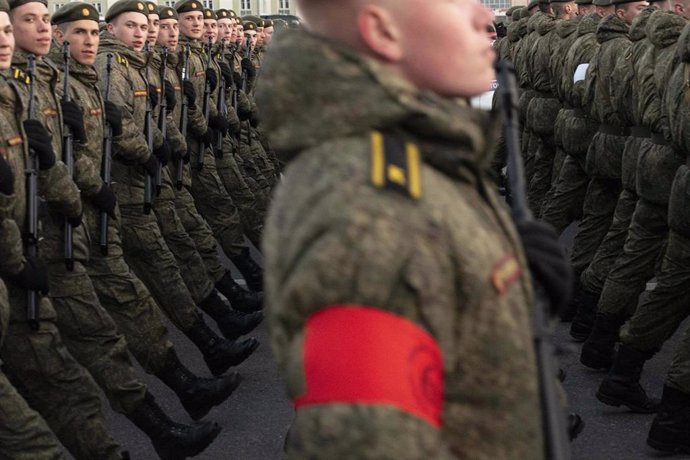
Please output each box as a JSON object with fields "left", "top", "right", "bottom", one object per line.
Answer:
{"left": 260, "top": 0, "right": 571, "bottom": 458}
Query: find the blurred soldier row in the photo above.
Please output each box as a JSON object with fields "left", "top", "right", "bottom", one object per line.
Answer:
{"left": 0, "top": 0, "right": 292, "bottom": 458}
{"left": 496, "top": 0, "right": 690, "bottom": 453}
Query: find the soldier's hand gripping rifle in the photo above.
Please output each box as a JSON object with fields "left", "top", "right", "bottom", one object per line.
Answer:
{"left": 100, "top": 53, "right": 114, "bottom": 256}
{"left": 176, "top": 43, "right": 190, "bottom": 190}
{"left": 215, "top": 40, "right": 226, "bottom": 159}
{"left": 496, "top": 60, "right": 571, "bottom": 460}
{"left": 197, "top": 36, "right": 213, "bottom": 171}
{"left": 25, "top": 54, "right": 39, "bottom": 330}
{"left": 143, "top": 42, "right": 154, "bottom": 214}
{"left": 156, "top": 47, "right": 169, "bottom": 196}
{"left": 61, "top": 42, "right": 74, "bottom": 272}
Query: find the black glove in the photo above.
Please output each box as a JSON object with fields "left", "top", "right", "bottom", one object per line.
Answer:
{"left": 104, "top": 101, "right": 123, "bottom": 137}
{"left": 183, "top": 148, "right": 191, "bottom": 164}
{"left": 66, "top": 212, "right": 82, "bottom": 227}
{"left": 209, "top": 114, "right": 230, "bottom": 135}
{"left": 148, "top": 84, "right": 159, "bottom": 110}
{"left": 153, "top": 140, "right": 171, "bottom": 166}
{"left": 206, "top": 68, "right": 217, "bottom": 92}
{"left": 233, "top": 71, "right": 243, "bottom": 90}
{"left": 237, "top": 103, "right": 251, "bottom": 121}
{"left": 142, "top": 154, "right": 159, "bottom": 177}
{"left": 0, "top": 155, "right": 14, "bottom": 195}
{"left": 8, "top": 256, "right": 49, "bottom": 295}
{"left": 241, "top": 58, "right": 255, "bottom": 78}
{"left": 171, "top": 146, "right": 185, "bottom": 161}
{"left": 218, "top": 61, "right": 234, "bottom": 89}
{"left": 183, "top": 80, "right": 196, "bottom": 106}
{"left": 249, "top": 112, "right": 259, "bottom": 128}
{"left": 164, "top": 80, "right": 176, "bottom": 114}
{"left": 23, "top": 120, "right": 56, "bottom": 171}
{"left": 200, "top": 129, "right": 215, "bottom": 147}
{"left": 61, "top": 100, "right": 87, "bottom": 142}
{"left": 91, "top": 183, "right": 117, "bottom": 218}
{"left": 515, "top": 219, "right": 573, "bottom": 316}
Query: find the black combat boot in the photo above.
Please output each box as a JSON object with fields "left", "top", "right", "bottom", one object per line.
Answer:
{"left": 215, "top": 271, "right": 263, "bottom": 313}
{"left": 596, "top": 345, "right": 660, "bottom": 413}
{"left": 229, "top": 247, "right": 263, "bottom": 292}
{"left": 580, "top": 312, "right": 626, "bottom": 370}
{"left": 185, "top": 317, "right": 259, "bottom": 376}
{"left": 127, "top": 392, "right": 221, "bottom": 460}
{"left": 156, "top": 350, "right": 242, "bottom": 420}
{"left": 198, "top": 289, "right": 263, "bottom": 340}
{"left": 647, "top": 385, "right": 690, "bottom": 454}
{"left": 569, "top": 289, "right": 598, "bottom": 341}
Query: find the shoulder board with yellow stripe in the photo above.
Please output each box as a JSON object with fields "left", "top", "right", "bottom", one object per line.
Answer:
{"left": 370, "top": 130, "right": 422, "bottom": 200}
{"left": 115, "top": 53, "right": 129, "bottom": 68}
{"left": 11, "top": 67, "right": 30, "bottom": 85}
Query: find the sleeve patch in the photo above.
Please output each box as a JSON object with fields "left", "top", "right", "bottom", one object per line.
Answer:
{"left": 491, "top": 255, "right": 523, "bottom": 295}
{"left": 370, "top": 130, "right": 422, "bottom": 200}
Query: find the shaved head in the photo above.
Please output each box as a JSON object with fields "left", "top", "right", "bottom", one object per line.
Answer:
{"left": 296, "top": 0, "right": 496, "bottom": 98}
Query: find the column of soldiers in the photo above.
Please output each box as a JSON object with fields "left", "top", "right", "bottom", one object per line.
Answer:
{"left": 0, "top": 0, "right": 284, "bottom": 458}
{"left": 504, "top": 0, "right": 690, "bottom": 453}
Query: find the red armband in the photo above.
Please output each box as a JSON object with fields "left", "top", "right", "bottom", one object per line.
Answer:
{"left": 293, "top": 305, "right": 444, "bottom": 428}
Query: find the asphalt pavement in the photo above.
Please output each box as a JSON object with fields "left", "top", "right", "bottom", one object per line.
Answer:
{"left": 99, "top": 226, "right": 690, "bottom": 459}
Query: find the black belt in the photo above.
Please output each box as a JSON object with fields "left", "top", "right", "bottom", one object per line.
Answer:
{"left": 630, "top": 126, "right": 651, "bottom": 138}
{"left": 599, "top": 124, "right": 630, "bottom": 136}
{"left": 650, "top": 132, "right": 669, "bottom": 146}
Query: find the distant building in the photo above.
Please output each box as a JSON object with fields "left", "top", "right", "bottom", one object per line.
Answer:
{"left": 483, "top": 0, "right": 527, "bottom": 14}
{"left": 47, "top": 0, "right": 298, "bottom": 19}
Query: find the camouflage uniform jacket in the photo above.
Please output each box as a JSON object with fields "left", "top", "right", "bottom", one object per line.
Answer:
{"left": 550, "top": 18, "right": 580, "bottom": 104}
{"left": 95, "top": 33, "right": 164, "bottom": 207}
{"left": 666, "top": 24, "right": 690, "bottom": 158}
{"left": 584, "top": 14, "right": 630, "bottom": 126}
{"left": 259, "top": 30, "right": 543, "bottom": 460}
{"left": 527, "top": 15, "right": 559, "bottom": 96}
{"left": 514, "top": 12, "right": 548, "bottom": 90}
{"left": 562, "top": 13, "right": 601, "bottom": 112}
{"left": 507, "top": 16, "right": 529, "bottom": 61}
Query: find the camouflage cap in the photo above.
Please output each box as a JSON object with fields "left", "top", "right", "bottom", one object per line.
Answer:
{"left": 52, "top": 1, "right": 99, "bottom": 24}
{"left": 505, "top": 5, "right": 519, "bottom": 16}
{"left": 575, "top": 0, "right": 593, "bottom": 4}
{"left": 538, "top": 0, "right": 550, "bottom": 4}
{"left": 243, "top": 21, "right": 257, "bottom": 31}
{"left": 273, "top": 18, "right": 287, "bottom": 31}
{"left": 592, "top": 0, "right": 612, "bottom": 5}
{"left": 511, "top": 7, "right": 524, "bottom": 19}
{"left": 527, "top": 0, "right": 539, "bottom": 8}
{"left": 174, "top": 0, "right": 204, "bottom": 14}
{"left": 520, "top": 6, "right": 531, "bottom": 17}
{"left": 263, "top": 18, "right": 273, "bottom": 27}
{"left": 105, "top": 0, "right": 147, "bottom": 23}
{"left": 8, "top": 0, "right": 46, "bottom": 9}
{"left": 158, "top": 5, "right": 178, "bottom": 20}
{"left": 203, "top": 8, "right": 216, "bottom": 20}
{"left": 610, "top": 0, "right": 639, "bottom": 4}
{"left": 0, "top": 0, "right": 9, "bottom": 13}
{"left": 145, "top": 1, "right": 157, "bottom": 15}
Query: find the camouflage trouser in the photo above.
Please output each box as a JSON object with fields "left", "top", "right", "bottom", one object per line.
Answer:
{"left": 174, "top": 185, "right": 226, "bottom": 284}
{"left": 191, "top": 149, "right": 247, "bottom": 259}
{"left": 257, "top": 126, "right": 282, "bottom": 173}
{"left": 47, "top": 259, "right": 147, "bottom": 416}
{"left": 154, "top": 183, "right": 214, "bottom": 305}
{"left": 119, "top": 204, "right": 201, "bottom": 333}
{"left": 0, "top": 369, "right": 67, "bottom": 460}
{"left": 540, "top": 155, "right": 588, "bottom": 234}
{"left": 0, "top": 287, "right": 122, "bottom": 460}
{"left": 216, "top": 138, "right": 263, "bottom": 248}
{"left": 569, "top": 177, "right": 621, "bottom": 276}
{"left": 237, "top": 126, "right": 273, "bottom": 205}
{"left": 579, "top": 135, "right": 649, "bottom": 295}
{"left": 597, "top": 140, "right": 683, "bottom": 317}
{"left": 527, "top": 96, "right": 561, "bottom": 215}
{"left": 86, "top": 205, "right": 173, "bottom": 375}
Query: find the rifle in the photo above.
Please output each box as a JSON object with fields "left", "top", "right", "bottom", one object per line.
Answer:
{"left": 61, "top": 41, "right": 74, "bottom": 272}
{"left": 241, "top": 34, "right": 252, "bottom": 147}
{"left": 215, "top": 40, "right": 226, "bottom": 159}
{"left": 143, "top": 42, "right": 154, "bottom": 214}
{"left": 156, "top": 47, "right": 168, "bottom": 195}
{"left": 176, "top": 43, "right": 190, "bottom": 190}
{"left": 495, "top": 60, "right": 571, "bottom": 460}
{"left": 197, "top": 37, "right": 213, "bottom": 171}
{"left": 229, "top": 43, "right": 240, "bottom": 146}
{"left": 25, "top": 54, "right": 39, "bottom": 330}
{"left": 100, "top": 53, "right": 114, "bottom": 256}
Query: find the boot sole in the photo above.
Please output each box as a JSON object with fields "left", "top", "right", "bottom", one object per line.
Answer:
{"left": 596, "top": 390, "right": 659, "bottom": 414}
{"left": 156, "top": 423, "right": 222, "bottom": 460}
{"left": 219, "top": 316, "right": 263, "bottom": 341}
{"left": 184, "top": 376, "right": 242, "bottom": 421}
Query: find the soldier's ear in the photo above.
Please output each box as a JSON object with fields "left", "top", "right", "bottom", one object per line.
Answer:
{"left": 357, "top": 4, "right": 403, "bottom": 62}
